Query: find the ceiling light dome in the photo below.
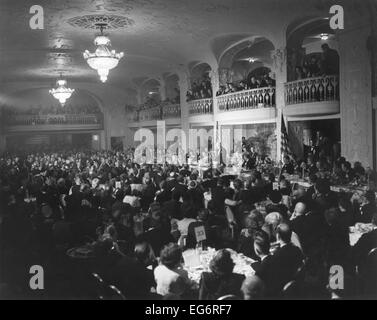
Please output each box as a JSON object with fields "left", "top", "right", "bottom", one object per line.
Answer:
{"left": 49, "top": 79, "right": 75, "bottom": 106}
{"left": 83, "top": 28, "right": 124, "bottom": 83}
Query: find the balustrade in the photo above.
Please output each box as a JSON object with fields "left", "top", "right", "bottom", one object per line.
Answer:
{"left": 162, "top": 103, "right": 181, "bottom": 119}
{"left": 128, "top": 111, "right": 139, "bottom": 122}
{"left": 139, "top": 106, "right": 162, "bottom": 121}
{"left": 217, "top": 87, "right": 275, "bottom": 112}
{"left": 188, "top": 98, "right": 213, "bottom": 115}
{"left": 285, "top": 75, "right": 339, "bottom": 105}
{"left": 4, "top": 113, "right": 103, "bottom": 126}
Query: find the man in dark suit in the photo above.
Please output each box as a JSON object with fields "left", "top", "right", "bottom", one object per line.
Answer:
{"left": 352, "top": 227, "right": 377, "bottom": 273}
{"left": 106, "top": 242, "right": 157, "bottom": 299}
{"left": 352, "top": 222, "right": 377, "bottom": 296}
{"left": 155, "top": 180, "right": 171, "bottom": 205}
{"left": 172, "top": 175, "right": 187, "bottom": 198}
{"left": 290, "top": 201, "right": 326, "bottom": 258}
{"left": 252, "top": 230, "right": 273, "bottom": 276}
{"left": 265, "top": 223, "right": 304, "bottom": 297}
{"left": 162, "top": 189, "right": 182, "bottom": 220}
{"left": 211, "top": 178, "right": 226, "bottom": 216}
{"left": 266, "top": 190, "right": 289, "bottom": 221}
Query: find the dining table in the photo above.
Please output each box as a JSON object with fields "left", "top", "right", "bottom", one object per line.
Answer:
{"left": 349, "top": 223, "right": 376, "bottom": 247}
{"left": 182, "top": 247, "right": 255, "bottom": 284}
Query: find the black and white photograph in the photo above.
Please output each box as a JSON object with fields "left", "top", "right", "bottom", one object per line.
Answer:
{"left": 0, "top": 0, "right": 376, "bottom": 304}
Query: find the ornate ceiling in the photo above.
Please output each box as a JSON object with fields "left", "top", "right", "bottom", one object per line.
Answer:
{"left": 0, "top": 0, "right": 346, "bottom": 91}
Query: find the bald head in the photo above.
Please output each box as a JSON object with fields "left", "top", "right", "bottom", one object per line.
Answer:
{"left": 294, "top": 202, "right": 306, "bottom": 217}
{"left": 241, "top": 275, "right": 265, "bottom": 300}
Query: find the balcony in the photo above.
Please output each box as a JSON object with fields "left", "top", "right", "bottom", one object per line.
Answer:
{"left": 3, "top": 113, "right": 104, "bottom": 133}
{"left": 128, "top": 104, "right": 181, "bottom": 127}
{"left": 127, "top": 110, "right": 139, "bottom": 123}
{"left": 162, "top": 103, "right": 181, "bottom": 119}
{"left": 215, "top": 87, "right": 276, "bottom": 123}
{"left": 188, "top": 98, "right": 214, "bottom": 124}
{"left": 284, "top": 75, "right": 339, "bottom": 117}
{"left": 217, "top": 87, "right": 275, "bottom": 112}
{"left": 188, "top": 98, "right": 213, "bottom": 115}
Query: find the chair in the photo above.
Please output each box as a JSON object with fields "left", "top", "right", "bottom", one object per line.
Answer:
{"left": 294, "top": 261, "right": 307, "bottom": 282}
{"left": 368, "top": 247, "right": 377, "bottom": 257}
{"left": 364, "top": 247, "right": 377, "bottom": 296}
{"left": 217, "top": 294, "right": 239, "bottom": 300}
{"left": 91, "top": 273, "right": 107, "bottom": 300}
{"left": 282, "top": 280, "right": 299, "bottom": 299}
{"left": 91, "top": 273, "right": 127, "bottom": 300}
{"left": 107, "top": 285, "right": 127, "bottom": 300}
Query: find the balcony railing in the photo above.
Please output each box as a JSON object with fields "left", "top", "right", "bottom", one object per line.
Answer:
{"left": 285, "top": 75, "right": 339, "bottom": 105}
{"left": 217, "top": 87, "right": 275, "bottom": 112}
{"left": 136, "top": 104, "right": 181, "bottom": 122}
{"left": 139, "top": 106, "right": 161, "bottom": 121}
{"left": 127, "top": 111, "right": 139, "bottom": 122}
{"left": 162, "top": 103, "right": 181, "bottom": 119}
{"left": 188, "top": 98, "right": 213, "bottom": 115}
{"left": 3, "top": 113, "right": 103, "bottom": 126}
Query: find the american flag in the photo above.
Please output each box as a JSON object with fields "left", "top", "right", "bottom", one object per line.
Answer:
{"left": 281, "top": 115, "right": 294, "bottom": 161}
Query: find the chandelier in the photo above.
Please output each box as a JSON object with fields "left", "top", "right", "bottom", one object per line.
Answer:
{"left": 83, "top": 27, "right": 124, "bottom": 83}
{"left": 49, "top": 78, "right": 75, "bottom": 106}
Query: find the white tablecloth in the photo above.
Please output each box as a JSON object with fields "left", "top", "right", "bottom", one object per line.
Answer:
{"left": 349, "top": 223, "right": 375, "bottom": 246}
{"left": 183, "top": 248, "right": 255, "bottom": 284}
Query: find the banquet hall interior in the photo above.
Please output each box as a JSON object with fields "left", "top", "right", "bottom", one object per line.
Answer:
{"left": 0, "top": 0, "right": 377, "bottom": 300}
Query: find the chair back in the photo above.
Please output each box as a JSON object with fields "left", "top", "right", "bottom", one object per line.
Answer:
{"left": 91, "top": 273, "right": 106, "bottom": 300}
{"left": 107, "top": 285, "right": 127, "bottom": 300}
{"left": 217, "top": 294, "right": 239, "bottom": 300}
{"left": 282, "top": 280, "right": 298, "bottom": 299}
{"left": 368, "top": 247, "right": 377, "bottom": 257}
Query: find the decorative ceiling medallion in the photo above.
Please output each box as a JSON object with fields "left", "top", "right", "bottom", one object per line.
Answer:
{"left": 67, "top": 14, "right": 135, "bottom": 30}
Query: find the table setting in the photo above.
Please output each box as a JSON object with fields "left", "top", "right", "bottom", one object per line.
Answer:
{"left": 349, "top": 223, "right": 376, "bottom": 246}
{"left": 182, "top": 247, "right": 255, "bottom": 284}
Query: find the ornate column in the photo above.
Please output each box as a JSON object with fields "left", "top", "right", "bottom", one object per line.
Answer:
{"left": 337, "top": 7, "right": 373, "bottom": 167}
{"left": 210, "top": 68, "right": 220, "bottom": 157}
{"left": 157, "top": 77, "right": 167, "bottom": 101}
{"left": 178, "top": 70, "right": 190, "bottom": 152}
{"left": 218, "top": 68, "right": 232, "bottom": 87}
{"left": 271, "top": 46, "right": 287, "bottom": 163}
{"left": 136, "top": 87, "right": 143, "bottom": 105}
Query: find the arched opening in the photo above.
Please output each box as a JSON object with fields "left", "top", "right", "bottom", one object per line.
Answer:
{"left": 286, "top": 17, "right": 339, "bottom": 81}
{"left": 140, "top": 78, "right": 161, "bottom": 108}
{"left": 164, "top": 73, "right": 180, "bottom": 104}
{"left": 187, "top": 62, "right": 212, "bottom": 101}
{"left": 217, "top": 38, "right": 275, "bottom": 95}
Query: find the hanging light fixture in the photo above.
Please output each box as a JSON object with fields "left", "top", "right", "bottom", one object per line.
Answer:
{"left": 49, "top": 77, "right": 75, "bottom": 106}
{"left": 320, "top": 33, "right": 329, "bottom": 41}
{"left": 83, "top": 26, "right": 124, "bottom": 83}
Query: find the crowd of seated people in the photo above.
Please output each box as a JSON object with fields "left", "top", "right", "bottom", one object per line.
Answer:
{"left": 216, "top": 73, "right": 275, "bottom": 97}
{"left": 186, "top": 76, "right": 212, "bottom": 102}
{"left": 0, "top": 146, "right": 376, "bottom": 300}
{"left": 294, "top": 44, "right": 340, "bottom": 81}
